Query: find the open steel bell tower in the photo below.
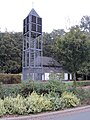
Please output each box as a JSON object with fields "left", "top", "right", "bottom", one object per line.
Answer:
{"left": 22, "top": 8, "right": 43, "bottom": 80}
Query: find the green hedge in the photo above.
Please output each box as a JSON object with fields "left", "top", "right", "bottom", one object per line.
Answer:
{"left": 0, "top": 80, "right": 67, "bottom": 98}
{"left": 20, "top": 80, "right": 67, "bottom": 97}
{"left": 0, "top": 74, "right": 21, "bottom": 84}
{"left": 76, "top": 81, "right": 90, "bottom": 87}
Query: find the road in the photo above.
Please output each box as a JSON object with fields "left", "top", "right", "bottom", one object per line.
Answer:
{"left": 1, "top": 107, "right": 90, "bottom": 120}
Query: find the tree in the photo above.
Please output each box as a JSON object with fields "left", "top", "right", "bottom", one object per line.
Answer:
{"left": 0, "top": 32, "right": 23, "bottom": 73}
{"left": 43, "top": 29, "right": 65, "bottom": 57}
{"left": 55, "top": 26, "right": 90, "bottom": 80}
{"left": 80, "top": 15, "right": 90, "bottom": 32}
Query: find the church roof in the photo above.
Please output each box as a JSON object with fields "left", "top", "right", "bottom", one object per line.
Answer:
{"left": 35, "top": 56, "right": 62, "bottom": 67}
{"left": 29, "top": 8, "right": 40, "bottom": 17}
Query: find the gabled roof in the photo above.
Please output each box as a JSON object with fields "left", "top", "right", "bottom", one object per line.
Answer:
{"left": 29, "top": 8, "right": 40, "bottom": 17}
{"left": 35, "top": 56, "right": 62, "bottom": 67}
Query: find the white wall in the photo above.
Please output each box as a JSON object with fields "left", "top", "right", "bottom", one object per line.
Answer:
{"left": 64, "top": 73, "right": 68, "bottom": 80}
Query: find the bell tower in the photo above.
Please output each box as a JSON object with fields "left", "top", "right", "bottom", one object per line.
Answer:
{"left": 22, "top": 8, "right": 43, "bottom": 80}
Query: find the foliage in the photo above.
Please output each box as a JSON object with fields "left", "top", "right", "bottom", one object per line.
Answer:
{"left": 4, "top": 95, "right": 26, "bottom": 115}
{"left": 0, "top": 74, "right": 21, "bottom": 84}
{"left": 0, "top": 84, "right": 21, "bottom": 99}
{"left": 74, "top": 88, "right": 90, "bottom": 105}
{"left": 60, "top": 91, "right": 80, "bottom": 108}
{"left": 20, "top": 80, "right": 67, "bottom": 97}
{"left": 0, "top": 91, "right": 80, "bottom": 117}
{"left": 76, "top": 81, "right": 90, "bottom": 87}
{"left": 0, "top": 99, "right": 6, "bottom": 116}
{"left": 25, "top": 92, "right": 52, "bottom": 113}
{"left": 43, "top": 29, "right": 65, "bottom": 57}
{"left": 0, "top": 32, "right": 22, "bottom": 73}
{"left": 54, "top": 26, "right": 90, "bottom": 79}
{"left": 46, "top": 91, "right": 62, "bottom": 110}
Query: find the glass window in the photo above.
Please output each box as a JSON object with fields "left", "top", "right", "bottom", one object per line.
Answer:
{"left": 27, "top": 24, "right": 29, "bottom": 32}
{"left": 31, "top": 24, "right": 36, "bottom": 31}
{"left": 37, "top": 17, "right": 42, "bottom": 25}
{"left": 27, "top": 15, "right": 29, "bottom": 23}
{"left": 32, "top": 15, "right": 36, "bottom": 23}
{"left": 37, "top": 25, "right": 42, "bottom": 33}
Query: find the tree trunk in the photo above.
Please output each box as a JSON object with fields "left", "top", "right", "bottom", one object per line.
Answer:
{"left": 86, "top": 75, "right": 87, "bottom": 80}
{"left": 73, "top": 72, "right": 76, "bottom": 88}
{"left": 73, "top": 73, "right": 76, "bottom": 81}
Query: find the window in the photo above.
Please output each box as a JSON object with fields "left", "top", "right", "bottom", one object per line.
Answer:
{"left": 31, "top": 24, "right": 36, "bottom": 31}
{"left": 27, "top": 24, "right": 29, "bottom": 32}
{"left": 23, "top": 27, "right": 25, "bottom": 34}
{"left": 27, "top": 15, "right": 29, "bottom": 23}
{"left": 37, "top": 17, "right": 42, "bottom": 25}
{"left": 27, "top": 37, "right": 29, "bottom": 49}
{"left": 37, "top": 25, "right": 42, "bottom": 33}
{"left": 24, "top": 38, "right": 26, "bottom": 50}
{"left": 27, "top": 52, "right": 29, "bottom": 66}
{"left": 31, "top": 32, "right": 36, "bottom": 38}
{"left": 32, "top": 15, "right": 36, "bottom": 23}
{"left": 23, "top": 19, "right": 25, "bottom": 26}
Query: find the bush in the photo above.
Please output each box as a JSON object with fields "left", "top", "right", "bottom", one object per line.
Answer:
{"left": 60, "top": 91, "right": 80, "bottom": 108}
{"left": 0, "top": 99, "right": 6, "bottom": 116}
{"left": 20, "top": 80, "right": 67, "bottom": 97}
{"left": 4, "top": 95, "right": 26, "bottom": 115}
{"left": 25, "top": 92, "right": 52, "bottom": 113}
{"left": 74, "top": 88, "right": 90, "bottom": 105}
{"left": 0, "top": 91, "right": 80, "bottom": 117}
{"left": 0, "top": 84, "right": 21, "bottom": 99}
{"left": 0, "top": 74, "right": 21, "bottom": 84}
{"left": 76, "top": 81, "right": 90, "bottom": 87}
{"left": 46, "top": 91, "right": 62, "bottom": 110}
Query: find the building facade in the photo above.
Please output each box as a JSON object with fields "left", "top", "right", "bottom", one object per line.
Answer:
{"left": 22, "top": 8, "right": 43, "bottom": 80}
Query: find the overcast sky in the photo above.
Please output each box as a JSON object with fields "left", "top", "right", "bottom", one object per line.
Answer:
{"left": 0, "top": 0, "right": 90, "bottom": 33}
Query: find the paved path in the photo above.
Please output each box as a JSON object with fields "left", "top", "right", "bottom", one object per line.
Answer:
{"left": 1, "top": 106, "right": 90, "bottom": 120}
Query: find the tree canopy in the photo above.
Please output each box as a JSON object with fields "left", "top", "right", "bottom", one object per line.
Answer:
{"left": 0, "top": 32, "right": 22, "bottom": 73}
{"left": 54, "top": 26, "right": 90, "bottom": 79}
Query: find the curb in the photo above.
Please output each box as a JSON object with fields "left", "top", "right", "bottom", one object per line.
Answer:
{"left": 1, "top": 105, "right": 90, "bottom": 120}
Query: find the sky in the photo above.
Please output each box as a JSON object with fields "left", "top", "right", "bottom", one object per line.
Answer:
{"left": 0, "top": 0, "right": 90, "bottom": 33}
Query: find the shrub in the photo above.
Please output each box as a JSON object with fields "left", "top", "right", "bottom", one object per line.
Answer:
{"left": 20, "top": 80, "right": 67, "bottom": 97}
{"left": 0, "top": 91, "right": 81, "bottom": 117}
{"left": 74, "top": 88, "right": 90, "bottom": 105}
{"left": 46, "top": 80, "right": 67, "bottom": 93}
{"left": 60, "top": 91, "right": 80, "bottom": 108}
{"left": 0, "top": 74, "right": 21, "bottom": 84}
{"left": 25, "top": 92, "right": 52, "bottom": 113}
{"left": 76, "top": 81, "right": 90, "bottom": 87}
{"left": 0, "top": 99, "right": 6, "bottom": 116}
{"left": 4, "top": 95, "right": 26, "bottom": 115}
{"left": 0, "top": 84, "right": 21, "bottom": 99}
{"left": 46, "top": 91, "right": 62, "bottom": 110}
